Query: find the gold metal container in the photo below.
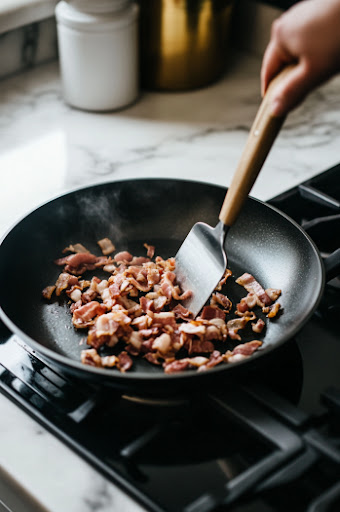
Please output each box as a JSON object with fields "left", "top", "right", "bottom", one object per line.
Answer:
{"left": 138, "top": 0, "right": 234, "bottom": 91}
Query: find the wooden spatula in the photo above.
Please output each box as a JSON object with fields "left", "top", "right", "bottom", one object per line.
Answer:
{"left": 175, "top": 67, "right": 291, "bottom": 317}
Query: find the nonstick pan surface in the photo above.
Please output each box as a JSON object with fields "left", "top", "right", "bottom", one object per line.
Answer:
{"left": 0, "top": 179, "right": 325, "bottom": 393}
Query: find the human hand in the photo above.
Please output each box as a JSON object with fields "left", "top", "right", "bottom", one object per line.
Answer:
{"left": 261, "top": 0, "right": 340, "bottom": 116}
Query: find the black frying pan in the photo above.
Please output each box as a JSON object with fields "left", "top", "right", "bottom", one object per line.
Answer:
{"left": 0, "top": 179, "right": 338, "bottom": 395}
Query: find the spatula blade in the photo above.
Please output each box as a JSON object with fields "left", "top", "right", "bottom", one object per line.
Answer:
{"left": 175, "top": 221, "right": 228, "bottom": 317}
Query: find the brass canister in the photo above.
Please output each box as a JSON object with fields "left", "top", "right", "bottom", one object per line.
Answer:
{"left": 138, "top": 0, "right": 234, "bottom": 91}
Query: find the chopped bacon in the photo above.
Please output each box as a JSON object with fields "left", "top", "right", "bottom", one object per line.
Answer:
{"left": 117, "top": 351, "right": 133, "bottom": 372}
{"left": 55, "top": 273, "right": 79, "bottom": 296}
{"left": 81, "top": 348, "right": 102, "bottom": 367}
{"left": 215, "top": 268, "right": 232, "bottom": 291}
{"left": 236, "top": 293, "right": 257, "bottom": 314}
{"left": 144, "top": 243, "right": 155, "bottom": 258}
{"left": 198, "top": 350, "right": 224, "bottom": 371}
{"left": 226, "top": 316, "right": 254, "bottom": 340}
{"left": 144, "top": 352, "right": 162, "bottom": 365}
{"left": 70, "top": 300, "right": 82, "bottom": 313}
{"left": 97, "top": 237, "right": 115, "bottom": 255}
{"left": 152, "top": 333, "right": 172, "bottom": 354}
{"left": 72, "top": 301, "right": 107, "bottom": 329}
{"left": 44, "top": 243, "right": 282, "bottom": 373}
{"left": 200, "top": 305, "right": 225, "bottom": 321}
{"left": 232, "top": 340, "right": 262, "bottom": 356}
{"left": 63, "top": 243, "right": 89, "bottom": 254}
{"left": 252, "top": 318, "right": 265, "bottom": 333}
{"left": 188, "top": 339, "right": 215, "bottom": 354}
{"left": 42, "top": 285, "right": 56, "bottom": 299}
{"left": 114, "top": 251, "right": 133, "bottom": 263}
{"left": 236, "top": 273, "right": 272, "bottom": 307}
{"left": 210, "top": 292, "right": 232, "bottom": 312}
{"left": 164, "top": 356, "right": 208, "bottom": 374}
{"left": 80, "top": 349, "right": 118, "bottom": 368}
{"left": 263, "top": 302, "right": 281, "bottom": 318}
{"left": 55, "top": 252, "right": 98, "bottom": 274}
{"left": 266, "top": 288, "right": 282, "bottom": 302}
{"left": 172, "top": 304, "right": 193, "bottom": 321}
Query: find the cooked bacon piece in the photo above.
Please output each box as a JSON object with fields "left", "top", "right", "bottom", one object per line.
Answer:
{"left": 42, "top": 285, "right": 56, "bottom": 299}
{"left": 63, "top": 243, "right": 89, "bottom": 254}
{"left": 164, "top": 359, "right": 190, "bottom": 373}
{"left": 159, "top": 271, "right": 191, "bottom": 301}
{"left": 200, "top": 305, "right": 225, "bottom": 321}
{"left": 233, "top": 339, "right": 262, "bottom": 356}
{"left": 236, "top": 293, "right": 257, "bottom": 314}
{"left": 72, "top": 301, "right": 107, "bottom": 329}
{"left": 188, "top": 339, "right": 215, "bottom": 355}
{"left": 55, "top": 273, "right": 79, "bottom": 296}
{"left": 97, "top": 237, "right": 115, "bottom": 255}
{"left": 223, "top": 340, "right": 262, "bottom": 363}
{"left": 103, "top": 263, "right": 117, "bottom": 273}
{"left": 152, "top": 333, "right": 172, "bottom": 354}
{"left": 55, "top": 252, "right": 110, "bottom": 275}
{"left": 117, "top": 351, "right": 133, "bottom": 372}
{"left": 155, "top": 256, "right": 176, "bottom": 271}
{"left": 152, "top": 295, "right": 168, "bottom": 311}
{"left": 164, "top": 356, "right": 208, "bottom": 373}
{"left": 70, "top": 300, "right": 82, "bottom": 313}
{"left": 263, "top": 302, "right": 281, "bottom": 318}
{"left": 81, "top": 348, "right": 102, "bottom": 367}
{"left": 172, "top": 304, "right": 193, "bottom": 321}
{"left": 252, "top": 318, "right": 265, "bottom": 333}
{"left": 114, "top": 251, "right": 133, "bottom": 263}
{"left": 101, "top": 355, "right": 118, "bottom": 367}
{"left": 144, "top": 352, "right": 162, "bottom": 365}
{"left": 198, "top": 350, "right": 224, "bottom": 371}
{"left": 236, "top": 273, "right": 272, "bottom": 307}
{"left": 179, "top": 322, "right": 206, "bottom": 336}
{"left": 87, "top": 310, "right": 131, "bottom": 349}
{"left": 206, "top": 350, "right": 224, "bottom": 368}
{"left": 81, "top": 349, "right": 118, "bottom": 368}
{"left": 131, "top": 315, "right": 151, "bottom": 331}
{"left": 210, "top": 292, "right": 232, "bottom": 312}
{"left": 140, "top": 296, "right": 154, "bottom": 313}
{"left": 266, "top": 288, "right": 281, "bottom": 302}
{"left": 144, "top": 243, "right": 155, "bottom": 258}
{"left": 55, "top": 251, "right": 97, "bottom": 268}
{"left": 152, "top": 312, "right": 177, "bottom": 329}
{"left": 67, "top": 287, "right": 82, "bottom": 302}
{"left": 82, "top": 289, "right": 98, "bottom": 303}
{"left": 226, "top": 315, "right": 254, "bottom": 340}
{"left": 130, "top": 256, "right": 151, "bottom": 265}
{"left": 94, "top": 256, "right": 114, "bottom": 269}
{"left": 215, "top": 268, "right": 232, "bottom": 291}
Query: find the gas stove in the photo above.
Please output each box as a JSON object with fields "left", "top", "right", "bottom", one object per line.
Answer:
{"left": 1, "top": 165, "right": 340, "bottom": 512}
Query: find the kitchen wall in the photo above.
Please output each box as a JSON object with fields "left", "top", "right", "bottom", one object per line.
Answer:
{"left": 0, "top": 0, "right": 285, "bottom": 82}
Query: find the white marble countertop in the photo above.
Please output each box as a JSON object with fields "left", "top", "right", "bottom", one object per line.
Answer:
{"left": 1, "top": 52, "right": 340, "bottom": 512}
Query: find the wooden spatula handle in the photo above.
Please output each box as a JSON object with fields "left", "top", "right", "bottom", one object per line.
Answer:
{"left": 219, "top": 66, "right": 292, "bottom": 227}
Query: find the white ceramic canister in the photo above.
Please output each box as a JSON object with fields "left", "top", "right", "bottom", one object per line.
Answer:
{"left": 55, "top": 0, "right": 139, "bottom": 111}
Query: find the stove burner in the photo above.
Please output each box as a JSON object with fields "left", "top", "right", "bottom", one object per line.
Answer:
{"left": 2, "top": 165, "right": 340, "bottom": 512}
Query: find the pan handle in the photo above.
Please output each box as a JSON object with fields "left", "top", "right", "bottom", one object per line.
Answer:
{"left": 323, "top": 248, "right": 340, "bottom": 282}
{"left": 219, "top": 66, "right": 294, "bottom": 228}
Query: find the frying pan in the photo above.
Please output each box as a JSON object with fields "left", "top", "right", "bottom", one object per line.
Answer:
{"left": 0, "top": 179, "right": 338, "bottom": 396}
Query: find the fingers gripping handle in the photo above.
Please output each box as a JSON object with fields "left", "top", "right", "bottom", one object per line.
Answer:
{"left": 219, "top": 66, "right": 293, "bottom": 227}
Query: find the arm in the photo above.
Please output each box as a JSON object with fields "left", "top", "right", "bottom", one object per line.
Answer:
{"left": 261, "top": 0, "right": 340, "bottom": 116}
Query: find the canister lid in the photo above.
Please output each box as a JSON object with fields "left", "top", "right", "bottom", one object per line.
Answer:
{"left": 69, "top": 0, "right": 128, "bottom": 14}
{"left": 55, "top": 1, "right": 139, "bottom": 31}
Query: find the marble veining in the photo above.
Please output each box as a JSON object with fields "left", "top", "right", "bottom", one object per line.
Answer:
{"left": 1, "top": 50, "right": 340, "bottom": 512}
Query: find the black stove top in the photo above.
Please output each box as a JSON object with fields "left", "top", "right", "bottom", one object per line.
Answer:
{"left": 1, "top": 165, "right": 340, "bottom": 512}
